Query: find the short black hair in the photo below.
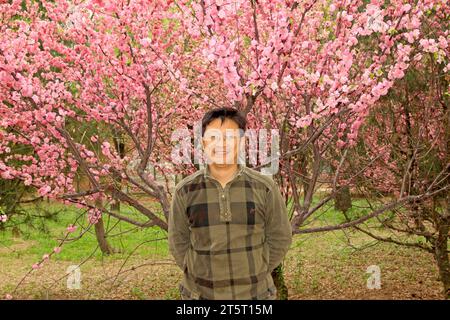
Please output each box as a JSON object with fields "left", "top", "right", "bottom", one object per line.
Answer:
{"left": 201, "top": 107, "right": 247, "bottom": 137}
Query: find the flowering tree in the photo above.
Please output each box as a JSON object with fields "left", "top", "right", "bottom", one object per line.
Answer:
{"left": 0, "top": 0, "right": 448, "bottom": 299}
{"left": 345, "top": 10, "right": 449, "bottom": 297}
{"left": 1, "top": 0, "right": 190, "bottom": 230}
{"left": 0, "top": 1, "right": 199, "bottom": 295}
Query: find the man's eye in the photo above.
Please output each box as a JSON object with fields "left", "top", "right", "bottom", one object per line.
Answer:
{"left": 204, "top": 136, "right": 216, "bottom": 142}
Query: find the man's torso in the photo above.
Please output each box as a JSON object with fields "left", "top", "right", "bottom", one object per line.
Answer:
{"left": 175, "top": 165, "right": 277, "bottom": 300}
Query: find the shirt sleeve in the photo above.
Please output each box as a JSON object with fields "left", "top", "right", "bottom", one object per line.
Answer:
{"left": 168, "top": 187, "right": 190, "bottom": 270}
{"left": 264, "top": 179, "right": 293, "bottom": 272}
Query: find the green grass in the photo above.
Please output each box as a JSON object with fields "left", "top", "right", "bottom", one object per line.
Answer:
{"left": 0, "top": 197, "right": 444, "bottom": 299}
{"left": 0, "top": 193, "right": 416, "bottom": 266}
{"left": 0, "top": 201, "right": 168, "bottom": 262}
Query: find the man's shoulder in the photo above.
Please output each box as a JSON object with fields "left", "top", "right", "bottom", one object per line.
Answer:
{"left": 242, "top": 166, "right": 276, "bottom": 190}
{"left": 173, "top": 166, "right": 276, "bottom": 193}
{"left": 173, "top": 168, "right": 204, "bottom": 193}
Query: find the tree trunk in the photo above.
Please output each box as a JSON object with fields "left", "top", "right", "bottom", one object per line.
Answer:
{"left": 334, "top": 185, "right": 352, "bottom": 213}
{"left": 110, "top": 199, "right": 120, "bottom": 212}
{"left": 433, "top": 212, "right": 450, "bottom": 299}
{"left": 93, "top": 197, "right": 114, "bottom": 255}
{"left": 94, "top": 215, "right": 114, "bottom": 255}
{"left": 271, "top": 263, "right": 288, "bottom": 300}
{"left": 111, "top": 131, "right": 125, "bottom": 211}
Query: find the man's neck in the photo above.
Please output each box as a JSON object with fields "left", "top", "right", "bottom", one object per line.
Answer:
{"left": 208, "top": 163, "right": 239, "bottom": 188}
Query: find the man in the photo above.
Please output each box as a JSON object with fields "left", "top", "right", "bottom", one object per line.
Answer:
{"left": 168, "top": 107, "right": 292, "bottom": 300}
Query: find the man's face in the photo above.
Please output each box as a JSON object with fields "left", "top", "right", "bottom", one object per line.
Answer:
{"left": 202, "top": 118, "right": 244, "bottom": 165}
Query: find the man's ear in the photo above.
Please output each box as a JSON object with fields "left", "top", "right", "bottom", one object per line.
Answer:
{"left": 200, "top": 137, "right": 205, "bottom": 149}
{"left": 238, "top": 135, "right": 245, "bottom": 150}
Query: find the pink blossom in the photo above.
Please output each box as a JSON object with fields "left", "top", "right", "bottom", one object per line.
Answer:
{"left": 1, "top": 170, "right": 14, "bottom": 179}
{"left": 140, "top": 37, "right": 151, "bottom": 47}
{"left": 337, "top": 140, "right": 346, "bottom": 149}
{"left": 53, "top": 247, "right": 62, "bottom": 254}
{"left": 270, "top": 82, "right": 279, "bottom": 91}
{"left": 21, "top": 85, "right": 33, "bottom": 97}
{"left": 295, "top": 115, "right": 312, "bottom": 128}
{"left": 419, "top": 39, "right": 438, "bottom": 53}
{"left": 24, "top": 176, "right": 33, "bottom": 186}
{"left": 217, "top": 10, "right": 226, "bottom": 19}
{"left": 66, "top": 224, "right": 77, "bottom": 233}
{"left": 38, "top": 185, "right": 51, "bottom": 196}
{"left": 401, "top": 4, "right": 411, "bottom": 13}
{"left": 438, "top": 36, "right": 448, "bottom": 49}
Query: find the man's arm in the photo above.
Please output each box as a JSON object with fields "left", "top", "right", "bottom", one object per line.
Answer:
{"left": 168, "top": 187, "right": 190, "bottom": 270}
{"left": 265, "top": 180, "right": 293, "bottom": 272}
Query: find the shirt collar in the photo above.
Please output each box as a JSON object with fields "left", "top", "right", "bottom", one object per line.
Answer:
{"left": 203, "top": 163, "right": 245, "bottom": 180}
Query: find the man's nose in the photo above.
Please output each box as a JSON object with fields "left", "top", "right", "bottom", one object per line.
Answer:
{"left": 215, "top": 134, "right": 226, "bottom": 144}
{"left": 216, "top": 139, "right": 227, "bottom": 149}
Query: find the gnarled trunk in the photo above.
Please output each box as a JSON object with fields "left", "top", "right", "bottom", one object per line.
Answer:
{"left": 271, "top": 263, "right": 288, "bottom": 300}
{"left": 94, "top": 197, "right": 114, "bottom": 255}
{"left": 94, "top": 215, "right": 114, "bottom": 255}
{"left": 433, "top": 208, "right": 450, "bottom": 299}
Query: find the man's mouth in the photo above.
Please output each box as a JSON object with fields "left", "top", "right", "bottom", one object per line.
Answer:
{"left": 215, "top": 150, "right": 229, "bottom": 155}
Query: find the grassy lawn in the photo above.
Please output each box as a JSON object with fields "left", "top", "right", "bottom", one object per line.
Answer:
{"left": 0, "top": 197, "right": 445, "bottom": 299}
{"left": 0, "top": 201, "right": 168, "bottom": 261}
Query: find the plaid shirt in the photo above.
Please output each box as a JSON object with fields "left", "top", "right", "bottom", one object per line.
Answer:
{"left": 168, "top": 163, "right": 292, "bottom": 300}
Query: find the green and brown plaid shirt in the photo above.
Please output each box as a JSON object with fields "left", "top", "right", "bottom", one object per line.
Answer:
{"left": 168, "top": 163, "right": 292, "bottom": 300}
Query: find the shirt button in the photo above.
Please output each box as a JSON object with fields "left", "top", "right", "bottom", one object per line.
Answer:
{"left": 221, "top": 194, "right": 225, "bottom": 199}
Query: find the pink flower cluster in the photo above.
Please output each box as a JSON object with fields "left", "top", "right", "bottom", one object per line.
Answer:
{"left": 30, "top": 247, "right": 61, "bottom": 273}
{"left": 66, "top": 224, "right": 77, "bottom": 233}
{"left": 88, "top": 207, "right": 102, "bottom": 224}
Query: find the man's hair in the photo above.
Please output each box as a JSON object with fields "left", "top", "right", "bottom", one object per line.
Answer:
{"left": 201, "top": 107, "right": 247, "bottom": 137}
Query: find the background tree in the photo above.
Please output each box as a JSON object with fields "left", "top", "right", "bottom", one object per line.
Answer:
{"left": 346, "top": 12, "right": 449, "bottom": 297}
